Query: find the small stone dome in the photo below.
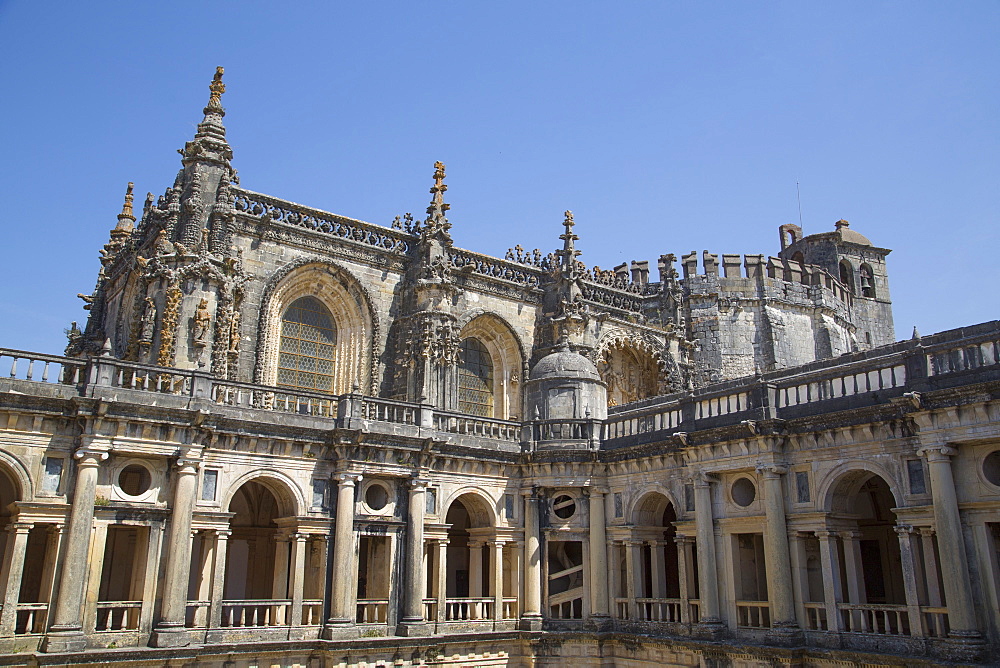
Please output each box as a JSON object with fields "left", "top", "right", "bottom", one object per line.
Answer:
{"left": 834, "top": 219, "right": 872, "bottom": 246}
{"left": 529, "top": 347, "right": 601, "bottom": 381}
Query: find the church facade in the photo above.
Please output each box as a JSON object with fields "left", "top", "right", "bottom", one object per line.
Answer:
{"left": 0, "top": 69, "right": 997, "bottom": 666}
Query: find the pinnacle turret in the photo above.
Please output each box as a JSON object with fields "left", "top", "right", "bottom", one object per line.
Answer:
{"left": 181, "top": 67, "right": 233, "bottom": 168}
{"left": 101, "top": 182, "right": 136, "bottom": 265}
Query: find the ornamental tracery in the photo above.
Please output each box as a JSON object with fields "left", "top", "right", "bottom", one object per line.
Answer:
{"left": 595, "top": 333, "right": 676, "bottom": 406}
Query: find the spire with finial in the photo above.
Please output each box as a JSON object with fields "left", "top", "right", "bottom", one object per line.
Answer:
{"left": 101, "top": 182, "right": 137, "bottom": 264}
{"left": 556, "top": 210, "right": 581, "bottom": 275}
{"left": 181, "top": 66, "right": 233, "bottom": 168}
{"left": 422, "top": 161, "right": 452, "bottom": 239}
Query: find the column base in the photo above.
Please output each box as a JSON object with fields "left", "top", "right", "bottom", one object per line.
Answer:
{"left": 42, "top": 627, "right": 87, "bottom": 653}
{"left": 519, "top": 614, "right": 543, "bottom": 631}
{"left": 943, "top": 630, "right": 986, "bottom": 663}
{"left": 322, "top": 621, "right": 358, "bottom": 640}
{"left": 587, "top": 613, "right": 613, "bottom": 632}
{"left": 149, "top": 623, "right": 190, "bottom": 648}
{"left": 692, "top": 618, "right": 726, "bottom": 640}
{"left": 765, "top": 621, "right": 803, "bottom": 646}
{"left": 396, "top": 619, "right": 430, "bottom": 637}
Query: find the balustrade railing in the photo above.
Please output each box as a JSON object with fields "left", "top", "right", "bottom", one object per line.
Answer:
{"left": 359, "top": 397, "right": 417, "bottom": 425}
{"left": 444, "top": 597, "right": 493, "bottom": 621}
{"left": 95, "top": 601, "right": 142, "bottom": 631}
{"left": 636, "top": 598, "right": 684, "bottom": 623}
{"left": 0, "top": 348, "right": 85, "bottom": 387}
{"left": 185, "top": 600, "right": 211, "bottom": 628}
{"left": 838, "top": 603, "right": 910, "bottom": 636}
{"left": 920, "top": 606, "right": 949, "bottom": 638}
{"left": 356, "top": 598, "right": 389, "bottom": 624}
{"left": 301, "top": 599, "right": 324, "bottom": 626}
{"left": 14, "top": 602, "right": 48, "bottom": 634}
{"left": 532, "top": 419, "right": 597, "bottom": 442}
{"left": 502, "top": 597, "right": 518, "bottom": 619}
{"left": 448, "top": 248, "right": 543, "bottom": 288}
{"left": 213, "top": 381, "right": 338, "bottom": 418}
{"left": 803, "top": 602, "right": 827, "bottom": 631}
{"left": 220, "top": 599, "right": 292, "bottom": 627}
{"left": 434, "top": 411, "right": 520, "bottom": 441}
{"left": 735, "top": 601, "right": 771, "bottom": 629}
{"left": 615, "top": 597, "right": 630, "bottom": 619}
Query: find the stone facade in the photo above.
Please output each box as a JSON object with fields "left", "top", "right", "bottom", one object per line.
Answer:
{"left": 0, "top": 69, "right": 997, "bottom": 666}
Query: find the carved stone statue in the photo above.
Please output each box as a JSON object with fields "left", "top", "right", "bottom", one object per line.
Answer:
{"left": 139, "top": 297, "right": 157, "bottom": 344}
{"left": 192, "top": 298, "right": 211, "bottom": 346}
{"left": 228, "top": 309, "right": 241, "bottom": 353}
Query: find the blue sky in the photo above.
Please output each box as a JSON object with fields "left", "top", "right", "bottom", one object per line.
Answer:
{"left": 0, "top": 2, "right": 997, "bottom": 356}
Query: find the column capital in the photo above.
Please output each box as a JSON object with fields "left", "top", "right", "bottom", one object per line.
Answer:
{"left": 6, "top": 522, "right": 32, "bottom": 535}
{"left": 755, "top": 463, "right": 788, "bottom": 478}
{"left": 839, "top": 530, "right": 863, "bottom": 541}
{"left": 334, "top": 472, "right": 363, "bottom": 486}
{"left": 690, "top": 470, "right": 718, "bottom": 488}
{"left": 918, "top": 526, "right": 936, "bottom": 537}
{"left": 434, "top": 538, "right": 450, "bottom": 547}
{"left": 487, "top": 539, "right": 506, "bottom": 548}
{"left": 589, "top": 486, "right": 609, "bottom": 496}
{"left": 815, "top": 530, "right": 838, "bottom": 541}
{"left": 409, "top": 478, "right": 430, "bottom": 491}
{"left": 674, "top": 535, "right": 695, "bottom": 546}
{"left": 73, "top": 447, "right": 108, "bottom": 466}
{"left": 917, "top": 444, "right": 957, "bottom": 462}
{"left": 647, "top": 539, "right": 669, "bottom": 548}
{"left": 468, "top": 540, "right": 485, "bottom": 549}
{"left": 894, "top": 523, "right": 916, "bottom": 536}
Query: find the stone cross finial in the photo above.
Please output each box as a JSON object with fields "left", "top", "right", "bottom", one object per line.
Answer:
{"left": 426, "top": 161, "right": 450, "bottom": 217}
{"left": 208, "top": 66, "right": 226, "bottom": 109}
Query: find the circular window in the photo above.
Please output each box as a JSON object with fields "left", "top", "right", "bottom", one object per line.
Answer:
{"left": 732, "top": 478, "right": 757, "bottom": 507}
{"left": 118, "top": 465, "right": 151, "bottom": 497}
{"left": 552, "top": 494, "right": 576, "bottom": 519}
{"left": 983, "top": 450, "right": 1000, "bottom": 487}
{"left": 365, "top": 483, "right": 389, "bottom": 511}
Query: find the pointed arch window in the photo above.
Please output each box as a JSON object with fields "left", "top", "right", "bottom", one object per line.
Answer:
{"left": 278, "top": 296, "right": 337, "bottom": 392}
{"left": 458, "top": 337, "right": 494, "bottom": 417}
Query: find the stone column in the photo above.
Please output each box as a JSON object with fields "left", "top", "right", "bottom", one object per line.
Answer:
{"left": 288, "top": 533, "right": 307, "bottom": 626}
{"left": 918, "top": 528, "right": 942, "bottom": 606}
{"left": 787, "top": 532, "right": 808, "bottom": 630}
{"left": 326, "top": 473, "right": 361, "bottom": 635}
{"left": 43, "top": 446, "right": 107, "bottom": 653}
{"left": 271, "top": 533, "right": 291, "bottom": 624}
{"left": 624, "top": 539, "right": 641, "bottom": 619}
{"left": 398, "top": 478, "right": 428, "bottom": 636}
{"left": 490, "top": 540, "right": 505, "bottom": 621}
{"left": 588, "top": 489, "right": 610, "bottom": 621}
{"left": 757, "top": 464, "right": 800, "bottom": 643}
{"left": 894, "top": 524, "right": 925, "bottom": 638}
{"left": 839, "top": 531, "right": 866, "bottom": 604}
{"left": 0, "top": 522, "right": 33, "bottom": 635}
{"left": 675, "top": 536, "right": 692, "bottom": 623}
{"left": 469, "top": 542, "right": 484, "bottom": 599}
{"left": 649, "top": 540, "right": 667, "bottom": 599}
{"left": 209, "top": 529, "right": 231, "bottom": 628}
{"left": 520, "top": 489, "right": 542, "bottom": 630}
{"left": 815, "top": 531, "right": 843, "bottom": 632}
{"left": 150, "top": 452, "right": 200, "bottom": 647}
{"left": 435, "top": 539, "right": 448, "bottom": 624}
{"left": 918, "top": 444, "right": 984, "bottom": 656}
{"left": 38, "top": 525, "right": 63, "bottom": 612}
{"left": 693, "top": 472, "right": 724, "bottom": 637}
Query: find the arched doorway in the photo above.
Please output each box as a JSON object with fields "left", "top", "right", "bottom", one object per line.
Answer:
{"left": 625, "top": 492, "right": 693, "bottom": 623}
{"left": 223, "top": 480, "right": 293, "bottom": 627}
{"left": 436, "top": 493, "right": 506, "bottom": 623}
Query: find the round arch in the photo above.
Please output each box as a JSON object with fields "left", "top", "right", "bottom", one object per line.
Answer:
{"left": 818, "top": 461, "right": 903, "bottom": 515}
{"left": 629, "top": 485, "right": 679, "bottom": 526}
{"left": 0, "top": 450, "right": 32, "bottom": 503}
{"left": 457, "top": 312, "right": 526, "bottom": 420}
{"left": 222, "top": 469, "right": 306, "bottom": 519}
{"left": 595, "top": 332, "right": 668, "bottom": 406}
{"left": 255, "top": 259, "right": 378, "bottom": 394}
{"left": 440, "top": 487, "right": 498, "bottom": 529}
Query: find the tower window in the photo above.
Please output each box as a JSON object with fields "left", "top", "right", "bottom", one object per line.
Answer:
{"left": 458, "top": 337, "right": 494, "bottom": 417}
{"left": 839, "top": 260, "right": 856, "bottom": 294}
{"left": 860, "top": 264, "right": 875, "bottom": 298}
{"left": 278, "top": 296, "right": 337, "bottom": 392}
